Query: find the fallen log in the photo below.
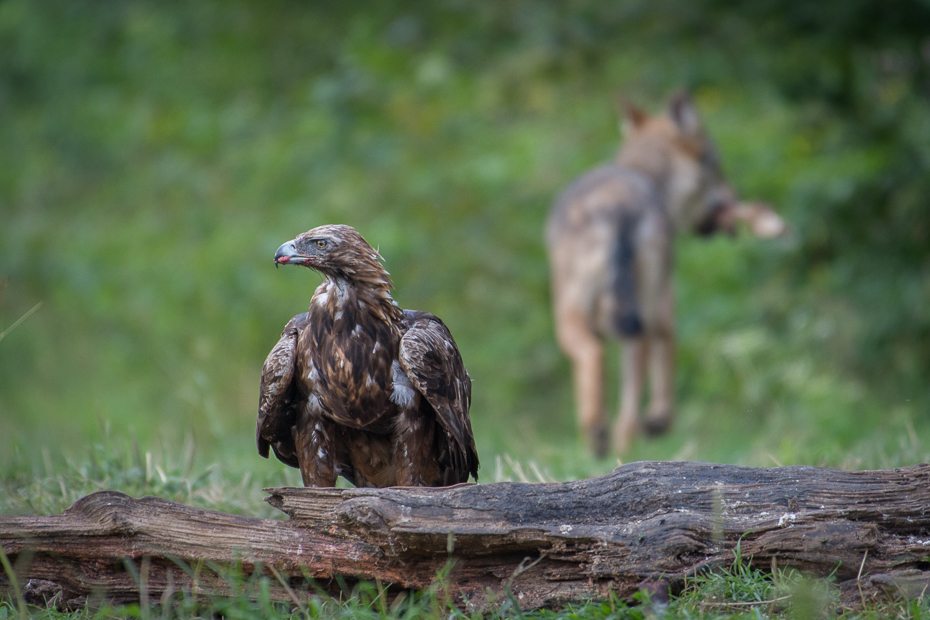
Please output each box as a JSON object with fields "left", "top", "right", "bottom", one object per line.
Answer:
{"left": 1, "top": 461, "right": 929, "bottom": 610}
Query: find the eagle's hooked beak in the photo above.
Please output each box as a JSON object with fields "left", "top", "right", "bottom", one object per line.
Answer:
{"left": 274, "top": 240, "right": 307, "bottom": 267}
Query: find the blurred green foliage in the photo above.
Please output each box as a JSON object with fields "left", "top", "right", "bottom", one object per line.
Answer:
{"left": 1, "top": 0, "right": 928, "bottom": 480}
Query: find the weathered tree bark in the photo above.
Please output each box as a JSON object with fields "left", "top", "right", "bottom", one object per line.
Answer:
{"left": 1, "top": 461, "right": 929, "bottom": 610}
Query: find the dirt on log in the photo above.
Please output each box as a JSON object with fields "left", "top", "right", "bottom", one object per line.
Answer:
{"left": 1, "top": 461, "right": 929, "bottom": 610}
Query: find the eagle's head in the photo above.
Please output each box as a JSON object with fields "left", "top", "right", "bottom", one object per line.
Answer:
{"left": 274, "top": 225, "right": 390, "bottom": 287}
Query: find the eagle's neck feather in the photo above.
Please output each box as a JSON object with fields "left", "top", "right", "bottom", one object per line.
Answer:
{"left": 315, "top": 275, "right": 401, "bottom": 325}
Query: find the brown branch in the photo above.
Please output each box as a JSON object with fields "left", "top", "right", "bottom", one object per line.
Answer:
{"left": 2, "top": 461, "right": 929, "bottom": 610}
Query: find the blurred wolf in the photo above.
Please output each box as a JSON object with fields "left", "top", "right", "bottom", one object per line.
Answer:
{"left": 546, "top": 92, "right": 786, "bottom": 456}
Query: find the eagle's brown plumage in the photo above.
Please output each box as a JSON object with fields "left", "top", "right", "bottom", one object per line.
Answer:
{"left": 256, "top": 224, "right": 479, "bottom": 487}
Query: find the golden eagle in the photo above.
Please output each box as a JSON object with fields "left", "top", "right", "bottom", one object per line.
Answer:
{"left": 256, "top": 225, "right": 479, "bottom": 487}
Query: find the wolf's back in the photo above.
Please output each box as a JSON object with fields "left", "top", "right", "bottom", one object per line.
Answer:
{"left": 547, "top": 164, "right": 664, "bottom": 338}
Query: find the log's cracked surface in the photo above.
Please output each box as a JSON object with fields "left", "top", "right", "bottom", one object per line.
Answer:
{"left": 2, "top": 461, "right": 929, "bottom": 610}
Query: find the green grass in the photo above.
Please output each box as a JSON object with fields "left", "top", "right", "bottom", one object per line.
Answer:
{"left": 3, "top": 440, "right": 930, "bottom": 619}
{"left": 4, "top": 462, "right": 930, "bottom": 620}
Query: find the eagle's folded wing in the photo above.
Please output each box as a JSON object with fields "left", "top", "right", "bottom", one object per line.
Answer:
{"left": 399, "top": 310, "right": 479, "bottom": 482}
{"left": 256, "top": 312, "right": 309, "bottom": 467}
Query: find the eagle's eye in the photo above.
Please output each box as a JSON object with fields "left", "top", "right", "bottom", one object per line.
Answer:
{"left": 316, "top": 239, "right": 327, "bottom": 250}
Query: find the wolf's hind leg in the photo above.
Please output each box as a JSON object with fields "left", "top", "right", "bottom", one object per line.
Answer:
{"left": 613, "top": 336, "right": 647, "bottom": 454}
{"left": 643, "top": 283, "right": 675, "bottom": 436}
{"left": 556, "top": 308, "right": 607, "bottom": 456}
{"left": 643, "top": 333, "right": 674, "bottom": 436}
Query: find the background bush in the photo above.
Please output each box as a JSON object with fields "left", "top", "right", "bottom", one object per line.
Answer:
{"left": 1, "top": 0, "right": 928, "bottom": 484}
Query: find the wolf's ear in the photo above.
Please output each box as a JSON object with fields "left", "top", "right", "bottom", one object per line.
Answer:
{"left": 669, "top": 91, "right": 703, "bottom": 137}
{"left": 617, "top": 95, "right": 648, "bottom": 136}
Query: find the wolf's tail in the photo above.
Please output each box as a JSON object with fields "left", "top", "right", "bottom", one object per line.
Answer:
{"left": 608, "top": 213, "right": 643, "bottom": 337}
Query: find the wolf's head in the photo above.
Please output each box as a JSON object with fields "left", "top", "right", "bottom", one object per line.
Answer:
{"left": 616, "top": 92, "right": 735, "bottom": 235}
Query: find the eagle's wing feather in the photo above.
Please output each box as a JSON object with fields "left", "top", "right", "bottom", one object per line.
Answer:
{"left": 399, "top": 310, "right": 479, "bottom": 482}
{"left": 256, "top": 312, "right": 309, "bottom": 468}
